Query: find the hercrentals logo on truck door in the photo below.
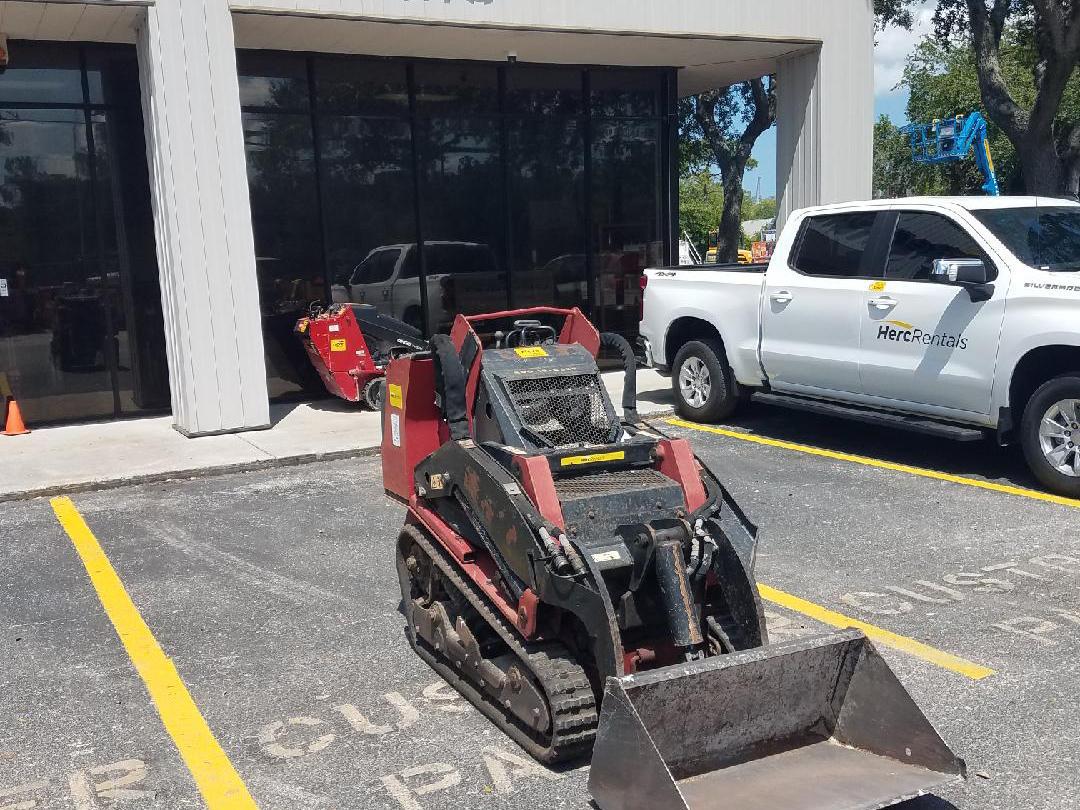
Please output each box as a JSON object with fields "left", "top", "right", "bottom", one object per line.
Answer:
{"left": 876, "top": 320, "right": 969, "bottom": 349}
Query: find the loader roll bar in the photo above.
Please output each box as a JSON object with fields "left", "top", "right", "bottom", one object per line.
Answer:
{"left": 459, "top": 307, "right": 600, "bottom": 356}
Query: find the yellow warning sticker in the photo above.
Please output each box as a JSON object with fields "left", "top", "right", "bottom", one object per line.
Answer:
{"left": 514, "top": 346, "right": 548, "bottom": 359}
{"left": 329, "top": 338, "right": 347, "bottom": 352}
{"left": 560, "top": 450, "right": 625, "bottom": 467}
{"left": 388, "top": 383, "right": 403, "bottom": 409}
{"left": 869, "top": 281, "right": 886, "bottom": 292}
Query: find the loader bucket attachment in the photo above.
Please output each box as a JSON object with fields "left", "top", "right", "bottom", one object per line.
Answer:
{"left": 588, "top": 629, "right": 964, "bottom": 810}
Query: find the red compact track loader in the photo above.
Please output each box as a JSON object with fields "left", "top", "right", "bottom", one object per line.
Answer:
{"left": 381, "top": 307, "right": 964, "bottom": 810}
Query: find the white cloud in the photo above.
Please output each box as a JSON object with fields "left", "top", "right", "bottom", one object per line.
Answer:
{"left": 874, "top": 2, "right": 935, "bottom": 96}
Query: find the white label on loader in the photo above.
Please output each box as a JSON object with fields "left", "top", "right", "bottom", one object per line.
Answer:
{"left": 391, "top": 413, "right": 401, "bottom": 447}
{"left": 0, "top": 278, "right": 7, "bottom": 297}
{"left": 328, "top": 324, "right": 340, "bottom": 332}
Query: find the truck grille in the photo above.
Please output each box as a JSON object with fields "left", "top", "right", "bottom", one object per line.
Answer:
{"left": 503, "top": 373, "right": 617, "bottom": 448}
{"left": 555, "top": 468, "right": 673, "bottom": 500}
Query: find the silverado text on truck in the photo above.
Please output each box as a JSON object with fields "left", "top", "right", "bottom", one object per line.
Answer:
{"left": 640, "top": 197, "right": 1080, "bottom": 496}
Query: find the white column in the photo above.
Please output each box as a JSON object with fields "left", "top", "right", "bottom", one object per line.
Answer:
{"left": 135, "top": 1, "right": 269, "bottom": 436}
{"left": 775, "top": 3, "right": 874, "bottom": 229}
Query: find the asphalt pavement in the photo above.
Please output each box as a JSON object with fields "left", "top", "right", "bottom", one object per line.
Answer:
{"left": 2, "top": 400, "right": 1078, "bottom": 809}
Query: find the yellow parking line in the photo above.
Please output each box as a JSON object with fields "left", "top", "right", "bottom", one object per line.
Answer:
{"left": 51, "top": 497, "right": 259, "bottom": 810}
{"left": 666, "top": 417, "right": 1080, "bottom": 509}
{"left": 758, "top": 583, "right": 995, "bottom": 680}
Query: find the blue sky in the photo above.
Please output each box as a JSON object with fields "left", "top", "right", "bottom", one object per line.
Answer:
{"left": 744, "top": 4, "right": 933, "bottom": 199}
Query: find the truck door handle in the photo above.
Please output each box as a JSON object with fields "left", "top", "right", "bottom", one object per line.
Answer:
{"left": 770, "top": 291, "right": 793, "bottom": 304}
{"left": 382, "top": 289, "right": 391, "bottom": 300}
{"left": 869, "top": 296, "right": 896, "bottom": 309}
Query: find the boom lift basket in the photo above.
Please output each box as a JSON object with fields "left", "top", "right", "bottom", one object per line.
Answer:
{"left": 589, "top": 630, "right": 965, "bottom": 810}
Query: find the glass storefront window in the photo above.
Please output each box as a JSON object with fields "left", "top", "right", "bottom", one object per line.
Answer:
{"left": 316, "top": 58, "right": 409, "bottom": 116}
{"left": 590, "top": 69, "right": 660, "bottom": 118}
{"left": 417, "top": 116, "right": 506, "bottom": 332}
{"left": 85, "top": 47, "right": 140, "bottom": 107}
{"left": 242, "top": 111, "right": 323, "bottom": 399}
{"left": 0, "top": 44, "right": 84, "bottom": 105}
{"left": 237, "top": 52, "right": 673, "bottom": 401}
{"left": 0, "top": 43, "right": 167, "bottom": 425}
{"left": 414, "top": 63, "right": 499, "bottom": 114}
{"left": 236, "top": 51, "right": 310, "bottom": 111}
{"left": 508, "top": 118, "right": 586, "bottom": 310}
{"left": 320, "top": 116, "right": 416, "bottom": 327}
{"left": 591, "top": 119, "right": 662, "bottom": 335}
{"left": 505, "top": 65, "right": 582, "bottom": 116}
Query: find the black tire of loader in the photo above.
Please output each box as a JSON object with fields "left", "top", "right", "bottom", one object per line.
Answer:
{"left": 396, "top": 523, "right": 598, "bottom": 764}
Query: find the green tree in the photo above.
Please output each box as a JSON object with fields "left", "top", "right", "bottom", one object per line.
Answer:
{"left": 680, "top": 77, "right": 776, "bottom": 263}
{"left": 878, "top": 0, "right": 1080, "bottom": 196}
{"left": 678, "top": 171, "right": 724, "bottom": 258}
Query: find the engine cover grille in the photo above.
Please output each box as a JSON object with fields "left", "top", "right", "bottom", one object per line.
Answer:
{"left": 555, "top": 468, "right": 674, "bottom": 500}
{"left": 503, "top": 373, "right": 617, "bottom": 448}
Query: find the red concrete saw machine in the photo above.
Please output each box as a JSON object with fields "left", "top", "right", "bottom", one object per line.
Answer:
{"left": 380, "top": 306, "right": 965, "bottom": 809}
{"left": 295, "top": 304, "right": 427, "bottom": 409}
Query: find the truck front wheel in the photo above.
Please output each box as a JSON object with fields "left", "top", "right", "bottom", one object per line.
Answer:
{"left": 672, "top": 339, "right": 739, "bottom": 422}
{"left": 1021, "top": 374, "right": 1080, "bottom": 497}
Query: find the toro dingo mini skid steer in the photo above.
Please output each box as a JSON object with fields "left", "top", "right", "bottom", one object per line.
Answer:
{"left": 381, "top": 307, "right": 964, "bottom": 810}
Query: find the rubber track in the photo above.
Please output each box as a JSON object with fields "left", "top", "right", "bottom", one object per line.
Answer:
{"left": 398, "top": 523, "right": 599, "bottom": 763}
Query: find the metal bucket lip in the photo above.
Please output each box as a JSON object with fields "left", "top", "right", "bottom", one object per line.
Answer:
{"left": 612, "top": 629, "right": 867, "bottom": 692}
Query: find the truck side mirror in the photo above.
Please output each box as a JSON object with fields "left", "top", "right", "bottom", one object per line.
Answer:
{"left": 931, "top": 258, "right": 992, "bottom": 302}
{"left": 931, "top": 258, "right": 989, "bottom": 285}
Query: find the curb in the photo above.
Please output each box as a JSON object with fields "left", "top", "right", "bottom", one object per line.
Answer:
{"left": 1, "top": 407, "right": 676, "bottom": 504}
{"left": 0, "top": 444, "right": 383, "bottom": 504}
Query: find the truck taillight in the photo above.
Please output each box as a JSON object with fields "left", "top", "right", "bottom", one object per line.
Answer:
{"left": 638, "top": 273, "right": 647, "bottom": 321}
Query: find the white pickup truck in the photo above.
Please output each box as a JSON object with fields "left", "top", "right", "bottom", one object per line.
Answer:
{"left": 640, "top": 196, "right": 1080, "bottom": 495}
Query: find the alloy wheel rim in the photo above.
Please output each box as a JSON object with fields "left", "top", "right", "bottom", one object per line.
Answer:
{"left": 1038, "top": 398, "right": 1080, "bottom": 477}
{"left": 679, "top": 356, "right": 712, "bottom": 408}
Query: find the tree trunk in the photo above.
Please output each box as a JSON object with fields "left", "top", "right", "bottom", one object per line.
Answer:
{"left": 1017, "top": 132, "right": 1067, "bottom": 195}
{"left": 716, "top": 169, "right": 745, "bottom": 263}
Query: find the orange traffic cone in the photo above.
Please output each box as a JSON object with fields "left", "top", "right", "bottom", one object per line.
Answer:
{"left": 3, "top": 396, "right": 30, "bottom": 436}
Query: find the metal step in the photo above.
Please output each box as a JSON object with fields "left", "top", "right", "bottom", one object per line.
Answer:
{"left": 753, "top": 392, "right": 986, "bottom": 442}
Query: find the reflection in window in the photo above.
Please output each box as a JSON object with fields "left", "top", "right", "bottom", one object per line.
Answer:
{"left": 0, "top": 44, "right": 83, "bottom": 104}
{"left": 316, "top": 58, "right": 409, "bottom": 115}
{"left": 414, "top": 63, "right": 498, "bottom": 114}
{"left": 591, "top": 120, "right": 661, "bottom": 335}
{"left": 508, "top": 118, "right": 586, "bottom": 310}
{"left": 236, "top": 51, "right": 310, "bottom": 110}
{"left": 321, "top": 116, "right": 416, "bottom": 305}
{"left": 506, "top": 65, "right": 582, "bottom": 116}
{"left": 242, "top": 111, "right": 324, "bottom": 398}
{"left": 590, "top": 69, "right": 660, "bottom": 117}
{"left": 418, "top": 117, "right": 506, "bottom": 332}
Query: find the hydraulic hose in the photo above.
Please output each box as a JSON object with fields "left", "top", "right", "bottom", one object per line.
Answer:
{"left": 599, "top": 331, "right": 639, "bottom": 424}
{"left": 430, "top": 333, "right": 470, "bottom": 440}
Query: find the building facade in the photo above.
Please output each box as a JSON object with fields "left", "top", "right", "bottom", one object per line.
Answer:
{"left": 0, "top": 0, "right": 873, "bottom": 435}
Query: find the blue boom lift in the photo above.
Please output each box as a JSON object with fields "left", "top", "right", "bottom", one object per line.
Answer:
{"left": 902, "top": 111, "right": 1000, "bottom": 195}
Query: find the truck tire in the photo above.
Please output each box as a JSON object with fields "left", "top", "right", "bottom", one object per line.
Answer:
{"left": 1020, "top": 374, "right": 1080, "bottom": 497}
{"left": 672, "top": 339, "right": 739, "bottom": 422}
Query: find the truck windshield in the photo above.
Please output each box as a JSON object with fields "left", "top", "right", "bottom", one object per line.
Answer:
{"left": 973, "top": 206, "right": 1080, "bottom": 271}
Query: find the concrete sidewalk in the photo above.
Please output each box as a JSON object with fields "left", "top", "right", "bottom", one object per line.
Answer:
{"left": 0, "top": 368, "right": 674, "bottom": 501}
